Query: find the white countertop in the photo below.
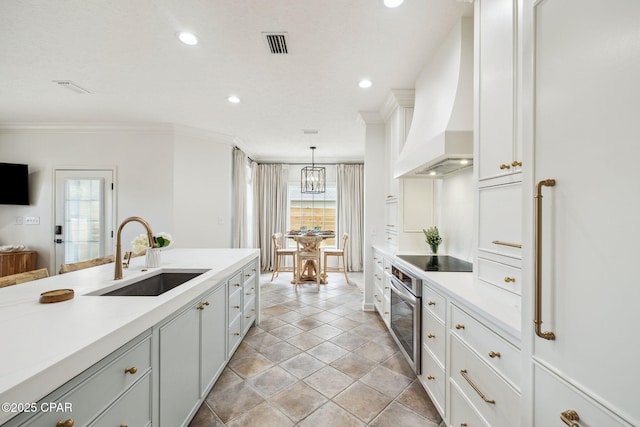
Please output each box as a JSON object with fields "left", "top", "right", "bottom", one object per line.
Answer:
{"left": 0, "top": 248, "right": 259, "bottom": 424}
{"left": 373, "top": 245, "right": 521, "bottom": 344}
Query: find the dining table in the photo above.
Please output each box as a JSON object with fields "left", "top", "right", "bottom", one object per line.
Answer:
{"left": 285, "top": 232, "right": 335, "bottom": 284}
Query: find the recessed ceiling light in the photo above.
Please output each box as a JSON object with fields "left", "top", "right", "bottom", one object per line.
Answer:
{"left": 384, "top": 0, "right": 404, "bottom": 8}
{"left": 227, "top": 95, "right": 240, "bottom": 104}
{"left": 176, "top": 31, "right": 198, "bottom": 46}
{"left": 358, "top": 79, "right": 373, "bottom": 89}
{"left": 429, "top": 171, "right": 437, "bottom": 176}
{"left": 460, "top": 159, "right": 469, "bottom": 165}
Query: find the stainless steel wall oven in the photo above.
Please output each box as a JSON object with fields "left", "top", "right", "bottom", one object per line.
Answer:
{"left": 389, "top": 263, "right": 421, "bottom": 374}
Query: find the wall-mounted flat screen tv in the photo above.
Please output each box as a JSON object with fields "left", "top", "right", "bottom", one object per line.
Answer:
{"left": 0, "top": 163, "right": 30, "bottom": 205}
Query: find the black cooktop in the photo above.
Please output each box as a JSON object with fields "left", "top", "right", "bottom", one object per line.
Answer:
{"left": 397, "top": 255, "right": 473, "bottom": 272}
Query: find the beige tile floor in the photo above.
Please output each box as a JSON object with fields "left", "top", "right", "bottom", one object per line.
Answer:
{"left": 189, "top": 271, "right": 445, "bottom": 427}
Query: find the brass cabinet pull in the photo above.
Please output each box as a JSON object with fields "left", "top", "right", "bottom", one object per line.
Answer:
{"left": 427, "top": 375, "right": 435, "bottom": 380}
{"left": 245, "top": 273, "right": 251, "bottom": 277}
{"left": 560, "top": 409, "right": 580, "bottom": 427}
{"left": 233, "top": 305, "right": 240, "bottom": 309}
{"left": 504, "top": 277, "right": 516, "bottom": 283}
{"left": 500, "top": 163, "right": 511, "bottom": 170}
{"left": 374, "top": 294, "right": 382, "bottom": 303}
{"left": 455, "top": 324, "right": 465, "bottom": 330}
{"left": 203, "top": 301, "right": 210, "bottom": 306}
{"left": 387, "top": 194, "right": 394, "bottom": 199}
{"left": 384, "top": 311, "right": 389, "bottom": 315}
{"left": 197, "top": 305, "right": 205, "bottom": 310}
{"left": 492, "top": 240, "right": 522, "bottom": 249}
{"left": 511, "top": 160, "right": 522, "bottom": 167}
{"left": 534, "top": 179, "right": 557, "bottom": 340}
{"left": 120, "top": 425, "right": 128, "bottom": 427}
{"left": 460, "top": 370, "right": 495, "bottom": 404}
{"left": 124, "top": 366, "right": 138, "bottom": 374}
{"left": 427, "top": 301, "right": 436, "bottom": 306}
{"left": 234, "top": 332, "right": 240, "bottom": 336}
{"left": 460, "top": 424, "right": 468, "bottom": 427}
{"left": 427, "top": 334, "right": 436, "bottom": 339}
{"left": 56, "top": 420, "right": 74, "bottom": 427}
{"left": 488, "top": 351, "right": 501, "bottom": 358}
{"left": 234, "top": 283, "right": 241, "bottom": 287}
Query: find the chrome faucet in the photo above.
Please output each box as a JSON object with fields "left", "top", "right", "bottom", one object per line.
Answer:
{"left": 114, "top": 216, "right": 155, "bottom": 280}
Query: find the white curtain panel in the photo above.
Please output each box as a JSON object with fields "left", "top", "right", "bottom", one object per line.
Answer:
{"left": 337, "top": 163, "right": 364, "bottom": 272}
{"left": 252, "top": 162, "right": 289, "bottom": 271}
{"left": 231, "top": 148, "right": 248, "bottom": 248}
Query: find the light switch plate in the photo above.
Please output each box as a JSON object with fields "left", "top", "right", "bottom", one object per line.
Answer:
{"left": 24, "top": 216, "right": 40, "bottom": 225}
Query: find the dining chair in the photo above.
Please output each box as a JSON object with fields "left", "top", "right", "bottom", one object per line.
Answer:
{"left": 271, "top": 232, "right": 297, "bottom": 281}
{"left": 59, "top": 255, "right": 115, "bottom": 274}
{"left": 0, "top": 268, "right": 49, "bottom": 288}
{"left": 322, "top": 233, "right": 350, "bottom": 284}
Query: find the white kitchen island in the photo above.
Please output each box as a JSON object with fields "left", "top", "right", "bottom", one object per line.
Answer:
{"left": 0, "top": 248, "right": 260, "bottom": 426}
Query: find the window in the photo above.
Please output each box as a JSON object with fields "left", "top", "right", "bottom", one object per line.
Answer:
{"left": 287, "top": 184, "right": 336, "bottom": 247}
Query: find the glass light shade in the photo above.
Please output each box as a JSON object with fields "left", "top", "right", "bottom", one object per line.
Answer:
{"left": 301, "top": 166, "right": 326, "bottom": 194}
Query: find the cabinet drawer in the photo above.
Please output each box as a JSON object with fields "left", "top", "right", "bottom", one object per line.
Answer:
{"left": 450, "top": 380, "right": 489, "bottom": 427}
{"left": 228, "top": 272, "right": 243, "bottom": 290}
{"left": 450, "top": 305, "right": 520, "bottom": 389}
{"left": 89, "top": 372, "right": 152, "bottom": 427}
{"left": 533, "top": 364, "right": 633, "bottom": 427}
{"left": 421, "top": 346, "right": 445, "bottom": 416}
{"left": 423, "top": 285, "right": 446, "bottom": 322}
{"left": 478, "top": 183, "right": 522, "bottom": 260}
{"left": 385, "top": 231, "right": 398, "bottom": 247}
{"left": 14, "top": 333, "right": 152, "bottom": 427}
{"left": 243, "top": 278, "right": 256, "bottom": 298}
{"left": 229, "top": 284, "right": 242, "bottom": 325}
{"left": 243, "top": 294, "right": 256, "bottom": 333}
{"left": 422, "top": 309, "right": 446, "bottom": 366}
{"left": 243, "top": 262, "right": 258, "bottom": 283}
{"left": 477, "top": 257, "right": 522, "bottom": 296}
{"left": 229, "top": 315, "right": 243, "bottom": 356}
{"left": 450, "top": 336, "right": 520, "bottom": 427}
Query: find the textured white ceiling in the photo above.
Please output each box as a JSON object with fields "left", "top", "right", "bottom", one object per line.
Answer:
{"left": 0, "top": 0, "right": 472, "bottom": 162}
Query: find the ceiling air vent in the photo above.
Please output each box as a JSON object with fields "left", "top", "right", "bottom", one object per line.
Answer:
{"left": 263, "top": 32, "right": 288, "bottom": 54}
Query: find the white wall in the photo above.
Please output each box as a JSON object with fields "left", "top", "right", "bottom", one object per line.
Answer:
{"left": 0, "top": 124, "right": 233, "bottom": 273}
{"left": 437, "top": 167, "right": 473, "bottom": 262}
{"left": 172, "top": 128, "right": 233, "bottom": 247}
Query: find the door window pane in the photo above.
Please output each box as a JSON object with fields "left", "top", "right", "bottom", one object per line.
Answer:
{"left": 64, "top": 178, "right": 104, "bottom": 263}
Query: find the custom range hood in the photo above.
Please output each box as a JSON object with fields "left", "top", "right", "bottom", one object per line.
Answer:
{"left": 395, "top": 17, "right": 474, "bottom": 178}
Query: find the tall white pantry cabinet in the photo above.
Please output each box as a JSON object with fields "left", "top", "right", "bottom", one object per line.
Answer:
{"left": 520, "top": 0, "right": 640, "bottom": 426}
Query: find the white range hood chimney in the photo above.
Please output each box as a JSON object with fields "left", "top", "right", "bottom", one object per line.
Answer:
{"left": 394, "top": 17, "right": 474, "bottom": 178}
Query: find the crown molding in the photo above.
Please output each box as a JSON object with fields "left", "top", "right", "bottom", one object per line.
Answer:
{"left": 357, "top": 111, "right": 384, "bottom": 125}
{"left": 380, "top": 89, "right": 415, "bottom": 121}
{"left": 0, "top": 122, "right": 176, "bottom": 135}
{"left": 171, "top": 124, "right": 237, "bottom": 145}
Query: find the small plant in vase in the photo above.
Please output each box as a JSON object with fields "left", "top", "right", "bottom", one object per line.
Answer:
{"left": 132, "top": 232, "right": 173, "bottom": 267}
{"left": 423, "top": 227, "right": 442, "bottom": 254}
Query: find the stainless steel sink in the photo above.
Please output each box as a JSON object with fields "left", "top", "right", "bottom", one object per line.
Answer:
{"left": 100, "top": 272, "right": 204, "bottom": 296}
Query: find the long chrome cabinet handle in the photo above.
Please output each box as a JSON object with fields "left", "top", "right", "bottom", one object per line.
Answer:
{"left": 460, "top": 370, "right": 495, "bottom": 404}
{"left": 560, "top": 409, "right": 580, "bottom": 427}
{"left": 534, "top": 179, "right": 557, "bottom": 340}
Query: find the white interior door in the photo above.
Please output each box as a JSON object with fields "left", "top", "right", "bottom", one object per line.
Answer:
{"left": 54, "top": 169, "right": 115, "bottom": 273}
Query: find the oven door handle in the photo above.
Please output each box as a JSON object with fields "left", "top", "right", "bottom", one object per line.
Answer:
{"left": 390, "top": 277, "right": 418, "bottom": 304}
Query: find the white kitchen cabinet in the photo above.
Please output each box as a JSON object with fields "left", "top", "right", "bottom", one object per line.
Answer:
{"left": 382, "top": 90, "right": 414, "bottom": 200}
{"left": 4, "top": 331, "right": 153, "bottom": 427}
{"left": 228, "top": 271, "right": 244, "bottom": 356}
{"left": 474, "top": 0, "right": 523, "bottom": 301}
{"left": 89, "top": 373, "right": 152, "bottom": 427}
{"left": 476, "top": 0, "right": 521, "bottom": 184}
{"left": 523, "top": 0, "right": 640, "bottom": 425}
{"left": 200, "top": 284, "right": 227, "bottom": 397}
{"left": 159, "top": 300, "right": 201, "bottom": 427}
{"left": 372, "top": 251, "right": 390, "bottom": 325}
{"left": 420, "top": 283, "right": 447, "bottom": 416}
{"left": 242, "top": 260, "right": 258, "bottom": 334}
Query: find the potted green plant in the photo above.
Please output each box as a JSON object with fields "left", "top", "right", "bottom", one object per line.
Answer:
{"left": 423, "top": 227, "right": 442, "bottom": 254}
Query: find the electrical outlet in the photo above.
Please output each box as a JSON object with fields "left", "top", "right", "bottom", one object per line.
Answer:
{"left": 15, "top": 216, "right": 23, "bottom": 225}
{"left": 24, "top": 216, "right": 40, "bottom": 225}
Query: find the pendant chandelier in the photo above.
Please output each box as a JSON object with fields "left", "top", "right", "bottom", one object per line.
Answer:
{"left": 301, "top": 146, "right": 325, "bottom": 194}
